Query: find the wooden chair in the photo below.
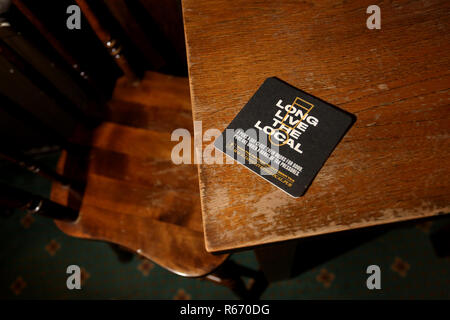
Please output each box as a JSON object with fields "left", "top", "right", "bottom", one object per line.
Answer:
{"left": 0, "top": 0, "right": 266, "bottom": 298}
{"left": 50, "top": 70, "right": 229, "bottom": 277}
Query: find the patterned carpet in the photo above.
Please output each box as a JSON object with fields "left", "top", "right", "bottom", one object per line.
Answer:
{"left": 0, "top": 153, "right": 449, "bottom": 299}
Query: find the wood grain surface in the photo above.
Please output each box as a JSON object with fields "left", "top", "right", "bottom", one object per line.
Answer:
{"left": 51, "top": 72, "right": 228, "bottom": 277}
{"left": 182, "top": 0, "right": 450, "bottom": 252}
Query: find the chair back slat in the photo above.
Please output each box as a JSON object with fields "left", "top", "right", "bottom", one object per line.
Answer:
{"left": 75, "top": 0, "right": 139, "bottom": 83}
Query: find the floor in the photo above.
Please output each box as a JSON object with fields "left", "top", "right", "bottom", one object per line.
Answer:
{"left": 0, "top": 153, "right": 449, "bottom": 299}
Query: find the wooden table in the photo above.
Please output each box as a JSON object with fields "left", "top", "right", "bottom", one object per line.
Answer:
{"left": 182, "top": 0, "right": 450, "bottom": 253}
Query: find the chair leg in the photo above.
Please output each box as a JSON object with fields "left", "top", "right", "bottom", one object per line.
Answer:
{"left": 203, "top": 259, "right": 268, "bottom": 300}
{"left": 108, "top": 243, "right": 135, "bottom": 263}
{"left": 430, "top": 222, "right": 450, "bottom": 258}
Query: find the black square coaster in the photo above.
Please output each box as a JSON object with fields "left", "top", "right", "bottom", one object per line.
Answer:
{"left": 214, "top": 77, "right": 356, "bottom": 198}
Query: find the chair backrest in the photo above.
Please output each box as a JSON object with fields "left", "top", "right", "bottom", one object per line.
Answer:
{"left": 75, "top": 0, "right": 139, "bottom": 83}
{"left": 1, "top": 0, "right": 187, "bottom": 152}
{"left": 72, "top": 0, "right": 187, "bottom": 82}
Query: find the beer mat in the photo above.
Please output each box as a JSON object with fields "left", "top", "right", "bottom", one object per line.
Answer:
{"left": 214, "top": 77, "right": 356, "bottom": 198}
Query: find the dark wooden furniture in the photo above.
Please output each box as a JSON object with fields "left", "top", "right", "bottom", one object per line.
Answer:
{"left": 12, "top": 0, "right": 93, "bottom": 85}
{"left": 50, "top": 71, "right": 228, "bottom": 277}
{"left": 1, "top": 0, "right": 264, "bottom": 297}
{"left": 45, "top": 0, "right": 231, "bottom": 279}
{"left": 181, "top": 0, "right": 450, "bottom": 253}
